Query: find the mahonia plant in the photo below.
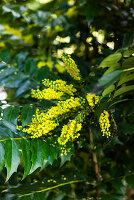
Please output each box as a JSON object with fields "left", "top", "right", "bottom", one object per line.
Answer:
{"left": 17, "top": 54, "right": 116, "bottom": 155}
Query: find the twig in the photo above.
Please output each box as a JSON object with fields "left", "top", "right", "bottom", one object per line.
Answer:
{"left": 89, "top": 127, "right": 102, "bottom": 182}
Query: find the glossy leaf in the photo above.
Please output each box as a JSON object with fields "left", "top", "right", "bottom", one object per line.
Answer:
{"left": 29, "top": 139, "right": 46, "bottom": 174}
{"left": 5, "top": 139, "right": 20, "bottom": 181}
{"left": 15, "top": 80, "right": 31, "bottom": 97}
{"left": 21, "top": 139, "right": 31, "bottom": 179}
{"left": 0, "top": 68, "right": 16, "bottom": 81}
{"left": 3, "top": 106, "right": 20, "bottom": 125}
{"left": 0, "top": 142, "right": 5, "bottom": 172}
{"left": 21, "top": 105, "right": 36, "bottom": 127}
{"left": 60, "top": 143, "right": 74, "bottom": 167}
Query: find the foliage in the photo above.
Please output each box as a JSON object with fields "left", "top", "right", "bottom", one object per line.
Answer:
{"left": 0, "top": 0, "right": 134, "bottom": 199}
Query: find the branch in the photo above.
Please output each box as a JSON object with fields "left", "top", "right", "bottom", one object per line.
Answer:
{"left": 89, "top": 127, "right": 102, "bottom": 182}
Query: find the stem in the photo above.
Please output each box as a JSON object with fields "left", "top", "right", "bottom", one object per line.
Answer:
{"left": 89, "top": 127, "right": 102, "bottom": 182}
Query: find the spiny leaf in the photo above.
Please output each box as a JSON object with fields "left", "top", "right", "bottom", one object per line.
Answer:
{"left": 5, "top": 139, "right": 20, "bottom": 181}
{"left": 21, "top": 139, "right": 31, "bottom": 180}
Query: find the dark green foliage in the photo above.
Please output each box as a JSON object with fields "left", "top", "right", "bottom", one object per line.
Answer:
{"left": 0, "top": 0, "right": 134, "bottom": 199}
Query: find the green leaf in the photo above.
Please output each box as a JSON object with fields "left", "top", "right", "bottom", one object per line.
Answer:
{"left": 29, "top": 139, "right": 46, "bottom": 174}
{"left": 123, "top": 32, "right": 134, "bottom": 48}
{"left": 0, "top": 125, "right": 13, "bottom": 139}
{"left": 15, "top": 80, "right": 31, "bottom": 97}
{"left": 0, "top": 49, "right": 10, "bottom": 63}
{"left": 99, "top": 52, "right": 122, "bottom": 68}
{"left": 4, "top": 73, "right": 27, "bottom": 88}
{"left": 24, "top": 58, "right": 36, "bottom": 75}
{"left": 14, "top": 51, "right": 28, "bottom": 69}
{"left": 60, "top": 142, "right": 74, "bottom": 167}
{"left": 2, "top": 120, "right": 17, "bottom": 132}
{"left": 21, "top": 105, "right": 36, "bottom": 127}
{"left": 102, "top": 84, "right": 115, "bottom": 97}
{"left": 123, "top": 47, "right": 134, "bottom": 57}
{"left": 113, "top": 85, "right": 134, "bottom": 98}
{"left": 85, "top": 3, "right": 99, "bottom": 23}
{"left": 41, "top": 139, "right": 58, "bottom": 170}
{"left": 122, "top": 57, "right": 134, "bottom": 69}
{"left": 5, "top": 139, "right": 20, "bottom": 181}
{"left": 126, "top": 175, "right": 134, "bottom": 190}
{"left": 3, "top": 106, "right": 20, "bottom": 125}
{"left": 0, "top": 68, "right": 16, "bottom": 81}
{"left": 98, "top": 70, "right": 122, "bottom": 86}
{"left": 0, "top": 142, "right": 5, "bottom": 172}
{"left": 117, "top": 73, "right": 134, "bottom": 86}
{"left": 21, "top": 139, "right": 31, "bottom": 179}
{"left": 103, "top": 63, "right": 120, "bottom": 75}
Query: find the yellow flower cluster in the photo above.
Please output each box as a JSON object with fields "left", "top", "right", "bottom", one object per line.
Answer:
{"left": 99, "top": 110, "right": 111, "bottom": 138}
{"left": 58, "top": 120, "right": 82, "bottom": 146}
{"left": 31, "top": 88, "right": 63, "bottom": 100}
{"left": 86, "top": 93, "right": 99, "bottom": 108}
{"left": 31, "top": 79, "right": 77, "bottom": 100}
{"left": 23, "top": 97, "right": 83, "bottom": 138}
{"left": 42, "top": 79, "right": 77, "bottom": 96}
{"left": 61, "top": 54, "right": 81, "bottom": 81}
{"left": 23, "top": 120, "right": 58, "bottom": 138}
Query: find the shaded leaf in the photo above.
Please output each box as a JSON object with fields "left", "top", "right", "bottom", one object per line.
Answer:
{"left": 0, "top": 142, "right": 5, "bottom": 172}
{"left": 98, "top": 70, "right": 122, "bottom": 86}
{"left": 117, "top": 73, "right": 134, "bottom": 86}
{"left": 0, "top": 68, "right": 16, "bottom": 81}
{"left": 102, "top": 84, "right": 115, "bottom": 97}
{"left": 113, "top": 85, "right": 134, "bottom": 98}
{"left": 15, "top": 80, "right": 31, "bottom": 97}
{"left": 21, "top": 105, "right": 36, "bottom": 127}
{"left": 0, "top": 49, "right": 10, "bottom": 63}
{"left": 5, "top": 139, "right": 20, "bottom": 181}
{"left": 122, "top": 57, "right": 134, "bottom": 69}
{"left": 60, "top": 143, "right": 74, "bottom": 167}
{"left": 21, "top": 139, "right": 31, "bottom": 179}
{"left": 126, "top": 175, "right": 134, "bottom": 190}
{"left": 24, "top": 58, "right": 36, "bottom": 75}
{"left": 3, "top": 106, "right": 20, "bottom": 125}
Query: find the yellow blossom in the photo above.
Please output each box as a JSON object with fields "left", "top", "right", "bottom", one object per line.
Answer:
{"left": 22, "top": 97, "right": 83, "bottom": 138}
{"left": 61, "top": 54, "right": 81, "bottom": 81}
{"left": 16, "top": 125, "right": 22, "bottom": 131}
{"left": 99, "top": 110, "right": 111, "bottom": 138}
{"left": 31, "top": 88, "right": 64, "bottom": 100}
{"left": 86, "top": 93, "right": 99, "bottom": 108}
{"left": 42, "top": 79, "right": 77, "bottom": 96}
{"left": 58, "top": 120, "right": 82, "bottom": 146}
